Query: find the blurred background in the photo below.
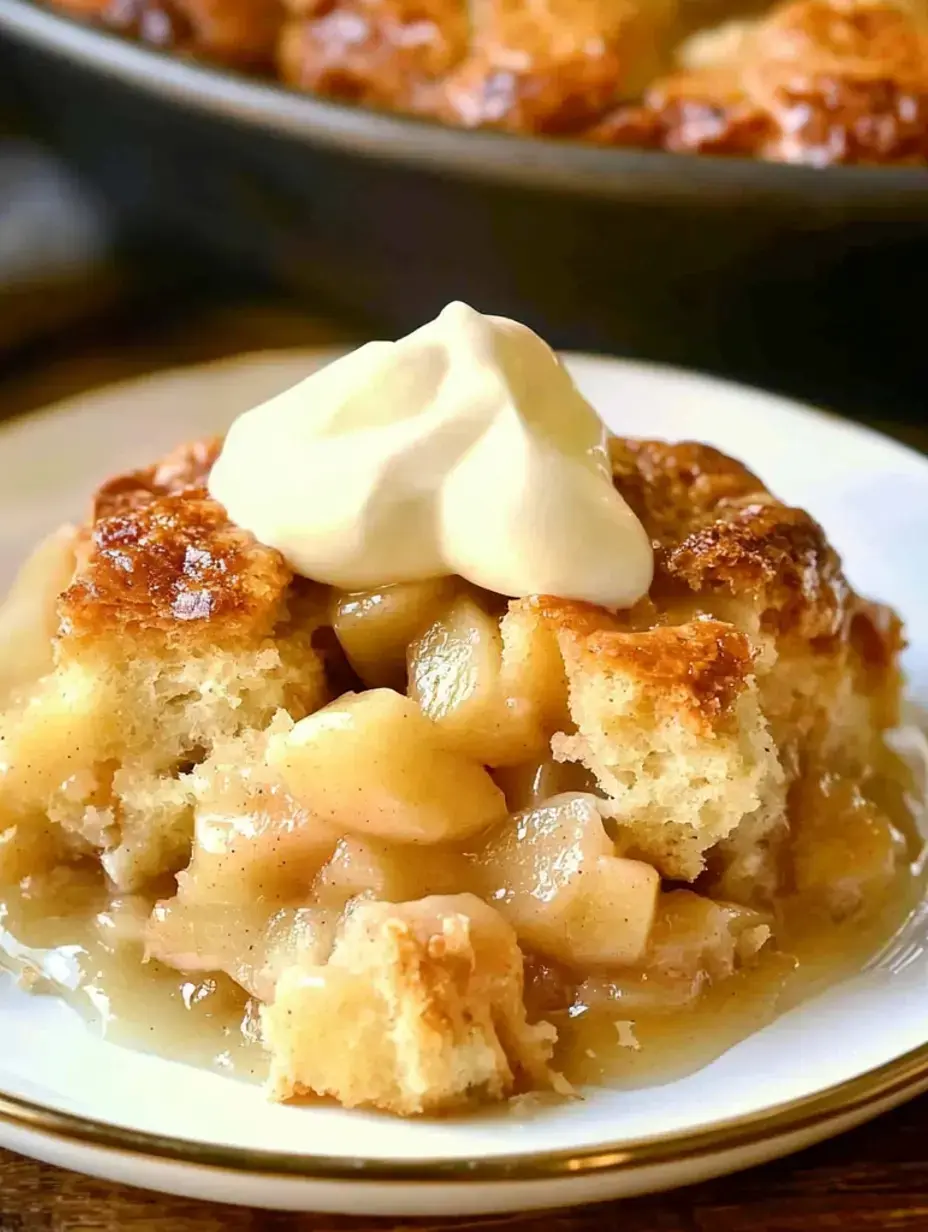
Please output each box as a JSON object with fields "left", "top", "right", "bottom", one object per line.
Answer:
{"left": 1, "top": 0, "right": 927, "bottom": 437}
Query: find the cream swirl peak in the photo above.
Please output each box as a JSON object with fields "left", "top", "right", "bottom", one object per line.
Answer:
{"left": 209, "top": 302, "right": 653, "bottom": 608}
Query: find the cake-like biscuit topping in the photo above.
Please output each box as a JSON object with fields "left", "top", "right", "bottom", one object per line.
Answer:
{"left": 0, "top": 438, "right": 328, "bottom": 890}
{"left": 277, "top": 0, "right": 675, "bottom": 133}
{"left": 577, "top": 619, "right": 755, "bottom": 728}
{"left": 62, "top": 440, "right": 294, "bottom": 644}
{"left": 40, "top": 0, "right": 928, "bottom": 164}
{"left": 48, "top": 0, "right": 283, "bottom": 67}
{"left": 593, "top": 0, "right": 928, "bottom": 165}
{"left": 0, "top": 407, "right": 907, "bottom": 1115}
{"left": 262, "top": 894, "right": 563, "bottom": 1114}
{"left": 611, "top": 437, "right": 850, "bottom": 639}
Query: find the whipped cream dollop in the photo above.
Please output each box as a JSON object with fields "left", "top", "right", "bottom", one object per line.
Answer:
{"left": 209, "top": 303, "right": 653, "bottom": 608}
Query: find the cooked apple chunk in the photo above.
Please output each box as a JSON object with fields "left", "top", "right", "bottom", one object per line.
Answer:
{"left": 644, "top": 890, "right": 772, "bottom": 986}
{"left": 146, "top": 900, "right": 338, "bottom": 1002}
{"left": 332, "top": 578, "right": 462, "bottom": 688}
{"left": 312, "top": 835, "right": 472, "bottom": 909}
{"left": 266, "top": 689, "right": 508, "bottom": 843}
{"left": 498, "top": 596, "right": 611, "bottom": 736}
{"left": 577, "top": 889, "right": 773, "bottom": 1012}
{"left": 474, "top": 793, "right": 660, "bottom": 967}
{"left": 180, "top": 718, "right": 338, "bottom": 906}
{"left": 262, "top": 894, "right": 562, "bottom": 1115}
{"left": 408, "top": 595, "right": 551, "bottom": 766}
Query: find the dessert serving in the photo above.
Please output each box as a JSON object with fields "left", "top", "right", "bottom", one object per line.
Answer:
{"left": 0, "top": 303, "right": 922, "bottom": 1118}
{"left": 39, "top": 0, "right": 928, "bottom": 166}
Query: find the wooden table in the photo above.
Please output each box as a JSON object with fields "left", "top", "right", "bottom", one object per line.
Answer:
{"left": 2, "top": 298, "right": 927, "bottom": 1232}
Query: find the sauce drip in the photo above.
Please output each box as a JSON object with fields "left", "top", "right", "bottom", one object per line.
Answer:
{"left": 1, "top": 731, "right": 924, "bottom": 1095}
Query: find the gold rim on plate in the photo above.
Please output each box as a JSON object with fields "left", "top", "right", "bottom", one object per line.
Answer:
{"left": 2, "top": 1040, "right": 928, "bottom": 1182}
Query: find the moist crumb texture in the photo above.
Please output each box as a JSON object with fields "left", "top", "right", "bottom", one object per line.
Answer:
{"left": 0, "top": 432, "right": 911, "bottom": 1115}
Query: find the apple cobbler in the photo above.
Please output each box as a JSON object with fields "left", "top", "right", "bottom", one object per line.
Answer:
{"left": 39, "top": 0, "right": 928, "bottom": 165}
{"left": 0, "top": 421, "right": 917, "bottom": 1115}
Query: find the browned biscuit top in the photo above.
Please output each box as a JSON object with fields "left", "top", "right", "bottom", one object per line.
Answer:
{"left": 61, "top": 439, "right": 292, "bottom": 643}
{"left": 610, "top": 437, "right": 850, "bottom": 641}
{"left": 591, "top": 0, "right": 928, "bottom": 165}
{"left": 577, "top": 618, "right": 757, "bottom": 726}
{"left": 59, "top": 433, "right": 894, "bottom": 676}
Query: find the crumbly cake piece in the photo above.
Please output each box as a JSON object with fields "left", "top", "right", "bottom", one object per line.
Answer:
{"left": 609, "top": 438, "right": 902, "bottom": 777}
{"left": 501, "top": 600, "right": 784, "bottom": 881}
{"left": 0, "top": 440, "right": 328, "bottom": 889}
{"left": 591, "top": 0, "right": 928, "bottom": 165}
{"left": 495, "top": 438, "right": 900, "bottom": 883}
{"left": 0, "top": 428, "right": 905, "bottom": 1116}
{"left": 559, "top": 617, "right": 783, "bottom": 881}
{"left": 262, "top": 894, "right": 563, "bottom": 1114}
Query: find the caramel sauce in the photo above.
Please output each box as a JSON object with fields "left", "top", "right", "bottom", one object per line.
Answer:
{"left": 0, "top": 872, "right": 265, "bottom": 1080}
{"left": 556, "top": 731, "right": 927, "bottom": 1088}
{"left": 0, "top": 734, "right": 924, "bottom": 1097}
{"left": 557, "top": 886, "right": 919, "bottom": 1089}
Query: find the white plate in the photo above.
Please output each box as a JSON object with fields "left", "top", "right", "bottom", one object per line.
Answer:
{"left": 2, "top": 350, "right": 928, "bottom": 1216}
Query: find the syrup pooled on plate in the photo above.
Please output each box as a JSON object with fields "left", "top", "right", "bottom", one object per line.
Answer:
{"left": 0, "top": 340, "right": 922, "bottom": 1115}
{"left": 1, "top": 729, "right": 923, "bottom": 1095}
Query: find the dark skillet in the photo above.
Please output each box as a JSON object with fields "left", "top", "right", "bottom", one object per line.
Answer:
{"left": 1, "top": 0, "right": 928, "bottom": 417}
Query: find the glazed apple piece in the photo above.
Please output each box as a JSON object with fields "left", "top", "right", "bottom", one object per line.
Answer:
{"left": 312, "top": 835, "right": 472, "bottom": 909}
{"left": 577, "top": 889, "right": 773, "bottom": 1012}
{"left": 182, "top": 721, "right": 338, "bottom": 906}
{"left": 331, "top": 578, "right": 462, "bottom": 688}
{"left": 645, "top": 890, "right": 772, "bottom": 982}
{"left": 492, "top": 756, "right": 599, "bottom": 813}
{"left": 266, "top": 688, "right": 508, "bottom": 842}
{"left": 146, "top": 722, "right": 342, "bottom": 994}
{"left": 146, "top": 899, "right": 338, "bottom": 1001}
{"left": 473, "top": 792, "right": 660, "bottom": 967}
{"left": 408, "top": 595, "right": 551, "bottom": 767}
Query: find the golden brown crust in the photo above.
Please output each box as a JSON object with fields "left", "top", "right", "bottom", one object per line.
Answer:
{"left": 277, "top": 0, "right": 674, "bottom": 132}
{"left": 507, "top": 597, "right": 755, "bottom": 734}
{"left": 610, "top": 438, "right": 768, "bottom": 541}
{"left": 665, "top": 505, "right": 849, "bottom": 641}
{"left": 577, "top": 620, "right": 755, "bottom": 729}
{"left": 277, "top": 0, "right": 467, "bottom": 109}
{"left": 91, "top": 437, "right": 221, "bottom": 522}
{"left": 49, "top": 0, "right": 282, "bottom": 66}
{"left": 62, "top": 433, "right": 878, "bottom": 677}
{"left": 592, "top": 0, "right": 928, "bottom": 165}
{"left": 506, "top": 594, "right": 624, "bottom": 641}
{"left": 610, "top": 437, "right": 849, "bottom": 641}
{"left": 432, "top": 0, "right": 673, "bottom": 134}
{"left": 42, "top": 0, "right": 928, "bottom": 164}
{"left": 588, "top": 67, "right": 771, "bottom": 156}
{"left": 61, "top": 439, "right": 293, "bottom": 644}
